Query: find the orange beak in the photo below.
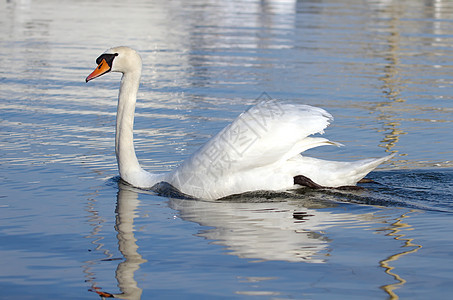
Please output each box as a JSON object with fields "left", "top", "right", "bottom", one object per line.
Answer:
{"left": 86, "top": 59, "right": 111, "bottom": 82}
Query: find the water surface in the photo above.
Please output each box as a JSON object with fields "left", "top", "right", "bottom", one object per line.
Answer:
{"left": 1, "top": 0, "right": 453, "bottom": 299}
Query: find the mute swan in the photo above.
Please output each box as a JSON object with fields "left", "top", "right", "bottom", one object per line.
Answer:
{"left": 86, "top": 46, "right": 393, "bottom": 200}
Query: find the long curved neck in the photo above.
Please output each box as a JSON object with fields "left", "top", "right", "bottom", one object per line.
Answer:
{"left": 115, "top": 70, "right": 143, "bottom": 184}
{"left": 114, "top": 65, "right": 164, "bottom": 188}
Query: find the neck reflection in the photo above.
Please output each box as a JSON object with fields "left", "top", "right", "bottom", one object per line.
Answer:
{"left": 114, "top": 182, "right": 147, "bottom": 299}
{"left": 92, "top": 182, "right": 147, "bottom": 299}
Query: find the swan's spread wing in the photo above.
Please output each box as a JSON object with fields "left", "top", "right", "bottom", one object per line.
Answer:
{"left": 167, "top": 100, "right": 333, "bottom": 198}
{"left": 198, "top": 100, "right": 332, "bottom": 169}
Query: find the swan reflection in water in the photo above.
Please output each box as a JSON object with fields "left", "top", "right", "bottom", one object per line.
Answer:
{"left": 91, "top": 182, "right": 147, "bottom": 299}
{"left": 93, "top": 182, "right": 419, "bottom": 299}
{"left": 168, "top": 191, "right": 378, "bottom": 263}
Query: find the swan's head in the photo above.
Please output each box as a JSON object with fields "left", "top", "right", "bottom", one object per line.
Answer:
{"left": 86, "top": 46, "right": 142, "bottom": 82}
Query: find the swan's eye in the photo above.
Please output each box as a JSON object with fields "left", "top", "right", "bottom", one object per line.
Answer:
{"left": 95, "top": 53, "right": 118, "bottom": 67}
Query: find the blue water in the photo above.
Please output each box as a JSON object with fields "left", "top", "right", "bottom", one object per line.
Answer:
{"left": 1, "top": 0, "right": 453, "bottom": 299}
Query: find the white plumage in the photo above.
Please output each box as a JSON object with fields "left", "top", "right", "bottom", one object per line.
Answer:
{"left": 86, "top": 46, "right": 393, "bottom": 200}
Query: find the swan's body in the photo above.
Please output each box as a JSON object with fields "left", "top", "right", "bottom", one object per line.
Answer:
{"left": 86, "top": 46, "right": 393, "bottom": 200}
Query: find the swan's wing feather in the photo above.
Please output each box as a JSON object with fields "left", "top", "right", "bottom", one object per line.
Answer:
{"left": 193, "top": 100, "right": 331, "bottom": 170}
{"left": 167, "top": 100, "right": 333, "bottom": 197}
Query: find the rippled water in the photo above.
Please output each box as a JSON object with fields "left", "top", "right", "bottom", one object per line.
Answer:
{"left": 1, "top": 0, "right": 453, "bottom": 299}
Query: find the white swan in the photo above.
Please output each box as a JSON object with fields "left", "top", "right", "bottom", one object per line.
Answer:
{"left": 86, "top": 46, "right": 393, "bottom": 200}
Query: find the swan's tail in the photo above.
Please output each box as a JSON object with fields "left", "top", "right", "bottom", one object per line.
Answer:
{"left": 343, "top": 153, "right": 396, "bottom": 185}
{"left": 295, "top": 153, "right": 395, "bottom": 188}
